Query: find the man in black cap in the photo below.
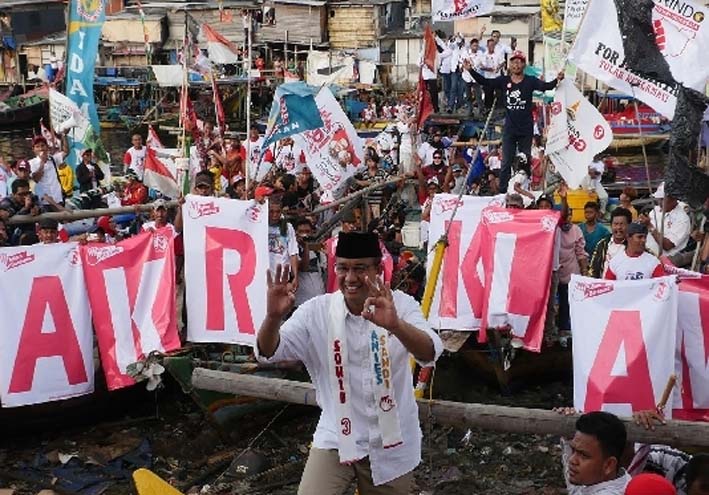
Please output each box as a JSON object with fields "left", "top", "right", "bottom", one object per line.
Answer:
{"left": 37, "top": 217, "right": 60, "bottom": 244}
{"left": 604, "top": 222, "right": 665, "bottom": 280}
{"left": 257, "top": 231, "right": 443, "bottom": 495}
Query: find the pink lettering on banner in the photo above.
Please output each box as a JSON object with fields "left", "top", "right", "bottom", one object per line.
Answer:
{"left": 584, "top": 310, "right": 655, "bottom": 413}
{"left": 9, "top": 276, "right": 88, "bottom": 393}
{"left": 0, "top": 250, "right": 36, "bottom": 271}
{"left": 205, "top": 227, "right": 257, "bottom": 334}
{"left": 440, "top": 220, "right": 462, "bottom": 318}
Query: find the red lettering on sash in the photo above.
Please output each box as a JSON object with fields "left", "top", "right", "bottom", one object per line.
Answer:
{"left": 585, "top": 310, "right": 655, "bottom": 412}
{"left": 9, "top": 276, "right": 88, "bottom": 393}
{"left": 205, "top": 227, "right": 256, "bottom": 334}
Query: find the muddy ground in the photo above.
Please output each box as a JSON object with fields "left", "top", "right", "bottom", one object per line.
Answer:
{"left": 0, "top": 354, "right": 574, "bottom": 495}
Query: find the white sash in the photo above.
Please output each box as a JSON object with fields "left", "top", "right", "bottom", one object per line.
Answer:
{"left": 328, "top": 292, "right": 403, "bottom": 464}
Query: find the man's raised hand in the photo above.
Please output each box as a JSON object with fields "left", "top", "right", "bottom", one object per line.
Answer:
{"left": 266, "top": 264, "right": 295, "bottom": 320}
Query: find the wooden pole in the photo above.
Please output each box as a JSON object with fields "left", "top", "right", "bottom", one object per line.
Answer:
{"left": 309, "top": 177, "right": 403, "bottom": 215}
{"left": 191, "top": 369, "right": 709, "bottom": 449}
{"left": 7, "top": 201, "right": 178, "bottom": 225}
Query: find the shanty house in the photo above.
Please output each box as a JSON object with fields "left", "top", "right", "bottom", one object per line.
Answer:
{"left": 327, "top": 0, "right": 407, "bottom": 50}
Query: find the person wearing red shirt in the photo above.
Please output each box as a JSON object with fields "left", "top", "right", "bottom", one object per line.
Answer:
{"left": 121, "top": 171, "right": 148, "bottom": 206}
{"left": 605, "top": 222, "right": 664, "bottom": 280}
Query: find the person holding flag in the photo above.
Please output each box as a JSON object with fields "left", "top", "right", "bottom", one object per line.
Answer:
{"left": 464, "top": 51, "right": 563, "bottom": 192}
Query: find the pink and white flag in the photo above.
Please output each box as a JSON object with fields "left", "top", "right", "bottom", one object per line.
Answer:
{"left": 183, "top": 196, "right": 268, "bottom": 346}
{"left": 570, "top": 275, "right": 678, "bottom": 417}
{"left": 0, "top": 244, "right": 94, "bottom": 407}
{"left": 201, "top": 23, "right": 239, "bottom": 65}
{"left": 147, "top": 125, "right": 164, "bottom": 149}
{"left": 80, "top": 229, "right": 181, "bottom": 391}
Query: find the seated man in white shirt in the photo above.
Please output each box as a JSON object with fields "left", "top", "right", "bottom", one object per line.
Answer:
{"left": 581, "top": 157, "right": 609, "bottom": 213}
{"left": 638, "top": 182, "right": 691, "bottom": 257}
{"left": 604, "top": 222, "right": 665, "bottom": 280}
{"left": 257, "top": 232, "right": 443, "bottom": 495}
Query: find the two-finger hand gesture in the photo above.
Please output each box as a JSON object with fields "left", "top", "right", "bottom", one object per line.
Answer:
{"left": 362, "top": 276, "right": 400, "bottom": 333}
{"left": 266, "top": 264, "right": 295, "bottom": 319}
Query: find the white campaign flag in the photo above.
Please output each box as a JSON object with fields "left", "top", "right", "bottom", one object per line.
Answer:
{"left": 49, "top": 88, "right": 90, "bottom": 143}
{"left": 0, "top": 244, "right": 94, "bottom": 407}
{"left": 570, "top": 0, "right": 666, "bottom": 112}
{"left": 546, "top": 79, "right": 613, "bottom": 189}
{"left": 432, "top": 0, "right": 495, "bottom": 21}
{"left": 426, "top": 194, "right": 504, "bottom": 331}
{"left": 293, "top": 88, "right": 365, "bottom": 201}
{"left": 183, "top": 196, "right": 268, "bottom": 346}
{"left": 570, "top": 275, "right": 677, "bottom": 417}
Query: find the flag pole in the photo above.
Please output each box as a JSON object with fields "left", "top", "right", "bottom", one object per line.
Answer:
{"left": 245, "top": 10, "right": 253, "bottom": 196}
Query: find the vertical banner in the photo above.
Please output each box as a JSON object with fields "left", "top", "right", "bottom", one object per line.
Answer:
{"left": 672, "top": 274, "right": 709, "bottom": 421}
{"left": 183, "top": 196, "right": 268, "bottom": 346}
{"left": 431, "top": 0, "right": 495, "bottom": 21}
{"left": 426, "top": 194, "right": 502, "bottom": 331}
{"left": 66, "top": 0, "right": 106, "bottom": 165}
{"left": 563, "top": 0, "right": 589, "bottom": 33}
{"left": 294, "top": 88, "right": 365, "bottom": 201}
{"left": 80, "top": 229, "right": 181, "bottom": 391}
{"left": 471, "top": 207, "right": 560, "bottom": 352}
{"left": 570, "top": 275, "right": 678, "bottom": 417}
{"left": 0, "top": 244, "right": 94, "bottom": 407}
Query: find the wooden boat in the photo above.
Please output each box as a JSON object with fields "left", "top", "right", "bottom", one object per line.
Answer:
{"left": 609, "top": 133, "right": 668, "bottom": 151}
{"left": 0, "top": 89, "right": 49, "bottom": 129}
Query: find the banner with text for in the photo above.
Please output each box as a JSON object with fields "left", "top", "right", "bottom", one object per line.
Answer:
{"left": 183, "top": 195, "right": 268, "bottom": 347}
{"left": 570, "top": 275, "right": 688, "bottom": 417}
{"left": 427, "top": 196, "right": 559, "bottom": 352}
{"left": 0, "top": 243, "right": 94, "bottom": 408}
{"left": 81, "top": 228, "right": 181, "bottom": 391}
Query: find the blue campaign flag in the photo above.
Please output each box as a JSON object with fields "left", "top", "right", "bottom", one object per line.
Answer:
{"left": 65, "top": 0, "right": 106, "bottom": 166}
{"left": 262, "top": 82, "right": 324, "bottom": 150}
{"left": 466, "top": 148, "right": 486, "bottom": 188}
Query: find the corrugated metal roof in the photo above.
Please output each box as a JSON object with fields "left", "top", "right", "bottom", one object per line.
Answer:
{"left": 21, "top": 32, "right": 66, "bottom": 46}
{"left": 0, "top": 0, "right": 63, "bottom": 8}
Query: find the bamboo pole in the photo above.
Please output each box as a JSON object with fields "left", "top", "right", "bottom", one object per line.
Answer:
{"left": 7, "top": 201, "right": 178, "bottom": 225}
{"left": 191, "top": 370, "right": 709, "bottom": 448}
{"left": 309, "top": 177, "right": 403, "bottom": 215}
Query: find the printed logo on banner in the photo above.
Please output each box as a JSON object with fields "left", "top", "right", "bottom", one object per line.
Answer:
{"left": 152, "top": 234, "right": 169, "bottom": 253}
{"left": 68, "top": 247, "right": 82, "bottom": 267}
{"left": 594, "top": 125, "right": 606, "bottom": 140}
{"left": 540, "top": 215, "right": 558, "bottom": 233}
{"left": 77, "top": 0, "right": 105, "bottom": 22}
{"left": 572, "top": 280, "right": 615, "bottom": 301}
{"left": 653, "top": 280, "right": 671, "bottom": 301}
{"left": 247, "top": 203, "right": 263, "bottom": 223}
{"left": 482, "top": 210, "right": 514, "bottom": 224}
{"left": 435, "top": 197, "right": 465, "bottom": 214}
{"left": 187, "top": 200, "right": 221, "bottom": 219}
{"left": 0, "top": 251, "right": 36, "bottom": 272}
{"left": 85, "top": 246, "right": 125, "bottom": 266}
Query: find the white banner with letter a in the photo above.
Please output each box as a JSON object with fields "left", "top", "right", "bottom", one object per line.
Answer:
{"left": 570, "top": 275, "right": 677, "bottom": 417}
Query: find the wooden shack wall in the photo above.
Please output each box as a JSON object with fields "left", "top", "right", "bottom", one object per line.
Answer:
{"left": 257, "top": 4, "right": 327, "bottom": 45}
{"left": 328, "top": 5, "right": 378, "bottom": 49}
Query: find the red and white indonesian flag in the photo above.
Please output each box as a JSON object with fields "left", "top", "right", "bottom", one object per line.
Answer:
{"left": 432, "top": 0, "right": 495, "bottom": 21}
{"left": 426, "top": 194, "right": 503, "bottom": 331}
{"left": 569, "top": 0, "right": 709, "bottom": 118}
{"left": 201, "top": 23, "right": 239, "bottom": 65}
{"left": 183, "top": 196, "right": 268, "bottom": 346}
{"left": 147, "top": 125, "right": 164, "bottom": 149}
{"left": 144, "top": 146, "right": 178, "bottom": 198}
{"left": 293, "top": 88, "right": 365, "bottom": 201}
{"left": 80, "top": 229, "right": 181, "bottom": 391}
{"left": 0, "top": 244, "right": 94, "bottom": 407}
{"left": 570, "top": 275, "right": 678, "bottom": 417}
{"left": 546, "top": 79, "right": 613, "bottom": 189}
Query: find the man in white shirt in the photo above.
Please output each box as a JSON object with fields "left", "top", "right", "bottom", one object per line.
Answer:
{"left": 123, "top": 133, "right": 147, "bottom": 179}
{"left": 420, "top": 39, "right": 441, "bottom": 113}
{"left": 588, "top": 207, "right": 632, "bottom": 278}
{"left": 29, "top": 136, "right": 66, "bottom": 208}
{"left": 246, "top": 126, "right": 264, "bottom": 178}
{"left": 268, "top": 195, "right": 299, "bottom": 292}
{"left": 257, "top": 232, "right": 443, "bottom": 494}
{"left": 639, "top": 182, "right": 691, "bottom": 257}
{"left": 437, "top": 37, "right": 454, "bottom": 111}
{"left": 581, "top": 157, "right": 609, "bottom": 212}
{"left": 461, "top": 38, "right": 485, "bottom": 117}
{"left": 604, "top": 222, "right": 664, "bottom": 280}
{"left": 478, "top": 39, "right": 504, "bottom": 111}
{"left": 0, "top": 155, "right": 13, "bottom": 199}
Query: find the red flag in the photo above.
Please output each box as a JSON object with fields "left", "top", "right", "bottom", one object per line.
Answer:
{"left": 423, "top": 24, "right": 437, "bottom": 72}
{"left": 211, "top": 77, "right": 226, "bottom": 135}
{"left": 416, "top": 70, "right": 433, "bottom": 129}
{"left": 144, "top": 146, "right": 178, "bottom": 197}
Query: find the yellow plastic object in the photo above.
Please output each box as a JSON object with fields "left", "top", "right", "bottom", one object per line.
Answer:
{"left": 133, "top": 468, "right": 185, "bottom": 495}
{"left": 553, "top": 189, "right": 599, "bottom": 223}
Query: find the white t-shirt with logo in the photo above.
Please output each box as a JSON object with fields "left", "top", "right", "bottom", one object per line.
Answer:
{"left": 646, "top": 204, "right": 691, "bottom": 256}
{"left": 0, "top": 166, "right": 12, "bottom": 199}
{"left": 247, "top": 136, "right": 264, "bottom": 173}
{"left": 29, "top": 152, "right": 65, "bottom": 205}
{"left": 268, "top": 222, "right": 298, "bottom": 272}
{"left": 605, "top": 250, "right": 663, "bottom": 280}
{"left": 124, "top": 146, "right": 147, "bottom": 179}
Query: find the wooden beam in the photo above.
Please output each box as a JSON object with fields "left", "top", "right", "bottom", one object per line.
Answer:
{"left": 191, "top": 369, "right": 709, "bottom": 449}
{"left": 7, "top": 201, "right": 178, "bottom": 225}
